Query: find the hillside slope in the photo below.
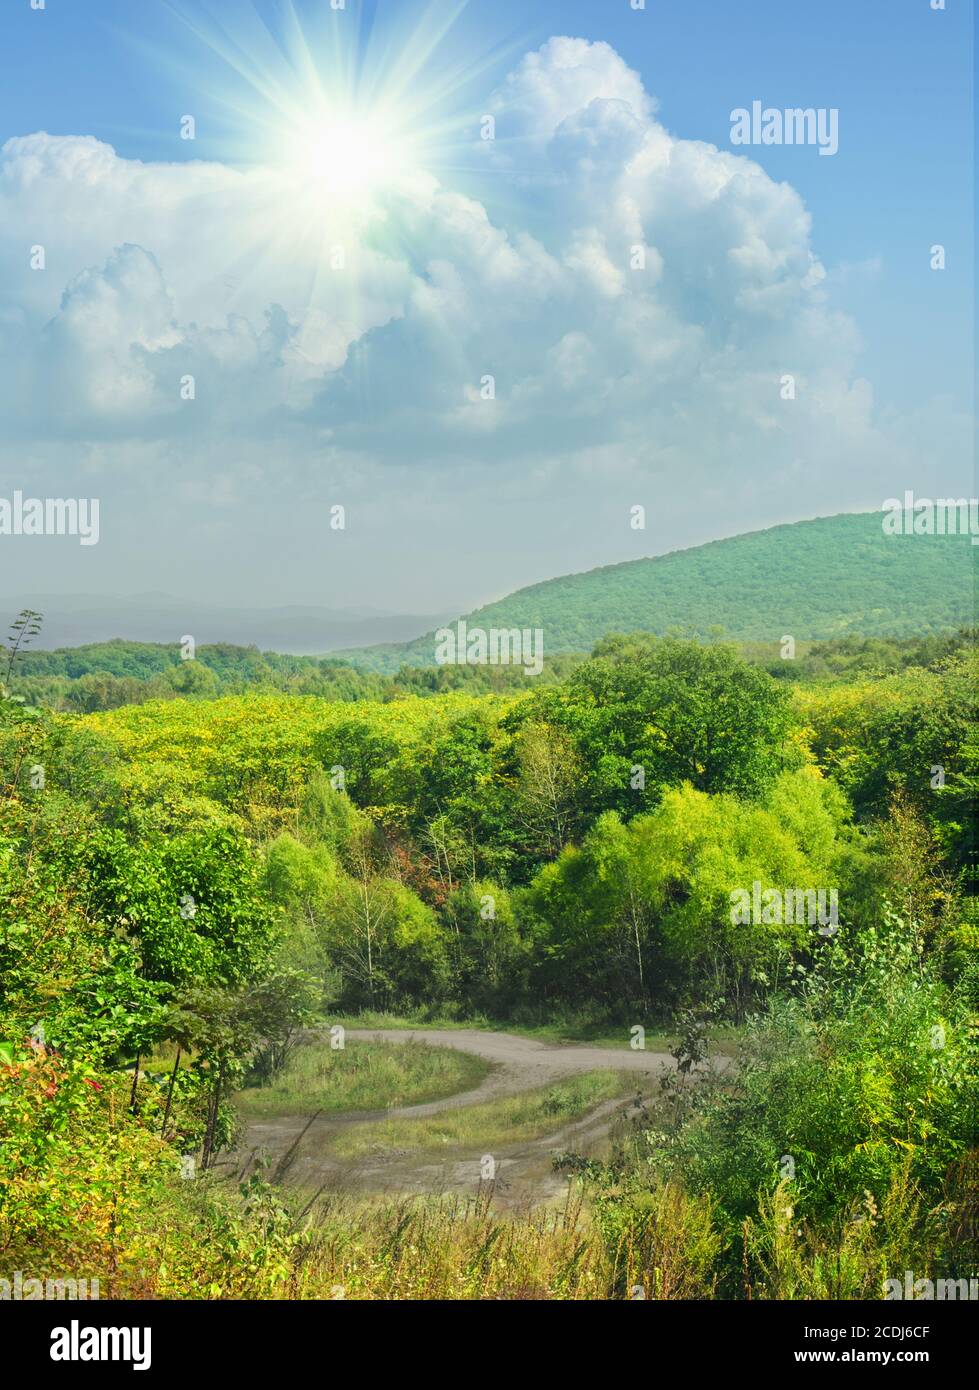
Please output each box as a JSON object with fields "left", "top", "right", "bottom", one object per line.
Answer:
{"left": 339, "top": 512, "right": 977, "bottom": 671}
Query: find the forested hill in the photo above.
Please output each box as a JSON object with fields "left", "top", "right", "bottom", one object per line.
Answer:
{"left": 338, "top": 511, "right": 977, "bottom": 672}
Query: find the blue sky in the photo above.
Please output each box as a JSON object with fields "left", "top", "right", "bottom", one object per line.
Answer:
{"left": 3, "top": 0, "right": 971, "bottom": 411}
{"left": 0, "top": 0, "right": 973, "bottom": 613}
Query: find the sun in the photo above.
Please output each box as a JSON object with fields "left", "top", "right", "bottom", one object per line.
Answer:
{"left": 303, "top": 119, "right": 380, "bottom": 191}
{"left": 283, "top": 107, "right": 410, "bottom": 201}
{"left": 160, "top": 0, "right": 529, "bottom": 268}
{"left": 163, "top": 0, "right": 520, "bottom": 207}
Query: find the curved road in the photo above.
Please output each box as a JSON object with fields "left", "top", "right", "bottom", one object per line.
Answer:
{"left": 227, "top": 1027, "right": 683, "bottom": 1207}
{"left": 347, "top": 1027, "right": 672, "bottom": 1110}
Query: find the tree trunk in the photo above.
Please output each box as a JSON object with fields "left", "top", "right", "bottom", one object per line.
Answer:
{"left": 160, "top": 1046, "right": 181, "bottom": 1138}
{"left": 129, "top": 1051, "right": 141, "bottom": 1113}
{"left": 202, "top": 1062, "right": 224, "bottom": 1171}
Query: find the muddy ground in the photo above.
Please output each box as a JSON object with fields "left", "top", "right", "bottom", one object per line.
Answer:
{"left": 223, "top": 1027, "right": 678, "bottom": 1209}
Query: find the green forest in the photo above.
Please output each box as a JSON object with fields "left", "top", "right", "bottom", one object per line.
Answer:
{"left": 1, "top": 613, "right": 976, "bottom": 1299}
{"left": 338, "top": 512, "right": 977, "bottom": 671}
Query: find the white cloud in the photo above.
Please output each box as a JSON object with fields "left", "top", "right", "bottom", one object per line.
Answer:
{"left": 0, "top": 36, "right": 958, "bottom": 609}
{"left": 487, "top": 36, "right": 655, "bottom": 154}
{"left": 44, "top": 244, "right": 179, "bottom": 417}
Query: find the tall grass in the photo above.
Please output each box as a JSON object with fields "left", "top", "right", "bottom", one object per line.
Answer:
{"left": 329, "top": 1070, "right": 631, "bottom": 1158}
{"left": 236, "top": 1038, "right": 490, "bottom": 1119}
{"left": 741, "top": 1168, "right": 974, "bottom": 1300}
{"left": 292, "top": 1188, "right": 605, "bottom": 1299}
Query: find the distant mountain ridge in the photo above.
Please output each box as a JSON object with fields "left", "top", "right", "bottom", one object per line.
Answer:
{"left": 335, "top": 512, "right": 977, "bottom": 672}
{"left": 0, "top": 595, "right": 451, "bottom": 655}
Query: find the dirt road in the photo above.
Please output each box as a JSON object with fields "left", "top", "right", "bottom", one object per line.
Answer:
{"left": 228, "top": 1027, "right": 679, "bottom": 1207}
{"left": 347, "top": 1027, "right": 672, "bottom": 1108}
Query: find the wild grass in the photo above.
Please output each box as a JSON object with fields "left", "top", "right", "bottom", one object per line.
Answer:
{"left": 739, "top": 1171, "right": 967, "bottom": 1300}
{"left": 235, "top": 1038, "right": 490, "bottom": 1119}
{"left": 329, "top": 1069, "right": 632, "bottom": 1159}
{"left": 291, "top": 1186, "right": 606, "bottom": 1299}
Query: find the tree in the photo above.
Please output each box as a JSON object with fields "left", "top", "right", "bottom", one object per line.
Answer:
{"left": 265, "top": 818, "right": 452, "bottom": 1012}
{"left": 326, "top": 832, "right": 450, "bottom": 1010}
{"left": 444, "top": 880, "right": 527, "bottom": 1012}
{"left": 511, "top": 722, "right": 583, "bottom": 859}
{"left": 83, "top": 826, "right": 278, "bottom": 990}
{"left": 2, "top": 610, "right": 43, "bottom": 685}
{"left": 524, "top": 769, "right": 853, "bottom": 1017}
{"left": 166, "top": 661, "right": 220, "bottom": 698}
{"left": 507, "top": 637, "right": 796, "bottom": 822}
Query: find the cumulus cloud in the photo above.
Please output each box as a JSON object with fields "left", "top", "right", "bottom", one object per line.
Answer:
{"left": 43, "top": 245, "right": 180, "bottom": 418}
{"left": 486, "top": 37, "right": 655, "bottom": 158}
{"left": 0, "top": 34, "right": 952, "bottom": 608}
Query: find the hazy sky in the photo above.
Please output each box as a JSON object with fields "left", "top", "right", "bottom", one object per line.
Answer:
{"left": 0, "top": 0, "right": 973, "bottom": 614}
